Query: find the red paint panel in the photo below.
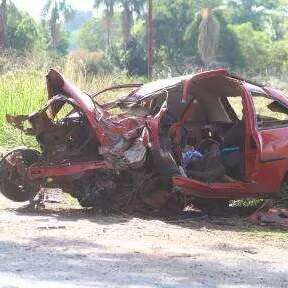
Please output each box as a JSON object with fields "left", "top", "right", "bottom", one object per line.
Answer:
{"left": 28, "top": 161, "right": 112, "bottom": 180}
{"left": 173, "top": 176, "right": 262, "bottom": 199}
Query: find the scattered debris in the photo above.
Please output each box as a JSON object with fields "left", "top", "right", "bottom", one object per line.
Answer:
{"left": 249, "top": 208, "right": 288, "bottom": 230}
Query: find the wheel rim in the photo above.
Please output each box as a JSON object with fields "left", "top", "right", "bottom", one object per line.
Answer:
{"left": 0, "top": 149, "right": 40, "bottom": 202}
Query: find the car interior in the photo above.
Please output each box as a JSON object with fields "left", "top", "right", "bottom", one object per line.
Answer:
{"left": 158, "top": 75, "right": 246, "bottom": 182}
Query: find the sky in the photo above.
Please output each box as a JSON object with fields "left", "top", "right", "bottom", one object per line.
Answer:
{"left": 13, "top": 0, "right": 95, "bottom": 20}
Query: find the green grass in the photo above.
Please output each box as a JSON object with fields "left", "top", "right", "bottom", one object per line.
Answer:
{"left": 0, "top": 69, "right": 46, "bottom": 147}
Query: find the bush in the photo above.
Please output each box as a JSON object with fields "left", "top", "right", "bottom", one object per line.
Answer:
{"left": 229, "top": 22, "right": 272, "bottom": 73}
{"left": 68, "top": 49, "right": 114, "bottom": 75}
{"left": 270, "top": 40, "right": 288, "bottom": 72}
{"left": 78, "top": 18, "right": 107, "bottom": 52}
{"left": 6, "top": 4, "right": 44, "bottom": 53}
{"left": 12, "top": 14, "right": 44, "bottom": 52}
{"left": 123, "top": 38, "right": 147, "bottom": 76}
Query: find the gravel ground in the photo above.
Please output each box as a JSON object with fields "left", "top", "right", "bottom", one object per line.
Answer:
{"left": 0, "top": 192, "right": 287, "bottom": 288}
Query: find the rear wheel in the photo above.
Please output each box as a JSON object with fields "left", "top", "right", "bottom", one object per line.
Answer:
{"left": 0, "top": 149, "right": 40, "bottom": 202}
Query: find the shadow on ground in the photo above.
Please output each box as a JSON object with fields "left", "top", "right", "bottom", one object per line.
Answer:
{"left": 6, "top": 203, "right": 278, "bottom": 235}
{"left": 0, "top": 236, "right": 287, "bottom": 288}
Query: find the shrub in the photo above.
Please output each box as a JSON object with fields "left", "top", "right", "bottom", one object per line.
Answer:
{"left": 229, "top": 22, "right": 272, "bottom": 73}
{"left": 68, "top": 49, "right": 114, "bottom": 75}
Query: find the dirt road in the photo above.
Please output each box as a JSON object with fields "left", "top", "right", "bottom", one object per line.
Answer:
{"left": 0, "top": 193, "right": 287, "bottom": 288}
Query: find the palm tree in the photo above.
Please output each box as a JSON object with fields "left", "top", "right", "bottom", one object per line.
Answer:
{"left": 0, "top": 0, "right": 7, "bottom": 51}
{"left": 42, "top": 0, "right": 73, "bottom": 49}
{"left": 197, "top": 0, "right": 222, "bottom": 65}
{"left": 94, "top": 0, "right": 144, "bottom": 45}
{"left": 94, "top": 0, "right": 116, "bottom": 47}
{"left": 121, "top": 0, "right": 144, "bottom": 43}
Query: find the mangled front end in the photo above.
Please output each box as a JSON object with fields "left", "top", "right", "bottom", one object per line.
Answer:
{"left": 1, "top": 69, "right": 184, "bottom": 214}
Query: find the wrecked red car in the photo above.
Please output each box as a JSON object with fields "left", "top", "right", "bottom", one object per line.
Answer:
{"left": 1, "top": 68, "right": 288, "bottom": 214}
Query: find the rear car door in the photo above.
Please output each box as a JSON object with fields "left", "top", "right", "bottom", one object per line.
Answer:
{"left": 246, "top": 88, "right": 288, "bottom": 194}
{"left": 173, "top": 84, "right": 259, "bottom": 199}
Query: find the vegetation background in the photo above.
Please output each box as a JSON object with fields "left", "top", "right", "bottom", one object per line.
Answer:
{"left": 0, "top": 0, "right": 288, "bottom": 146}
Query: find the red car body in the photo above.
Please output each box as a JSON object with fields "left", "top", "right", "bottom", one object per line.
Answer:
{"left": 174, "top": 81, "right": 288, "bottom": 200}
{"left": 1, "top": 68, "right": 288, "bottom": 212}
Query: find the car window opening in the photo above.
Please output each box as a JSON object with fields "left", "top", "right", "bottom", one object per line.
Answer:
{"left": 159, "top": 75, "right": 245, "bottom": 183}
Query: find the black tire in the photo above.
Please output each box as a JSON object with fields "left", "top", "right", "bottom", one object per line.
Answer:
{"left": 0, "top": 149, "right": 40, "bottom": 202}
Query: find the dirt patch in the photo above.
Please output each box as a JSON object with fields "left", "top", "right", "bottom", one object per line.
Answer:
{"left": 0, "top": 193, "right": 287, "bottom": 288}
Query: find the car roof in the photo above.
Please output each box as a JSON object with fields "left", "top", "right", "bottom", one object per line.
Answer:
{"left": 121, "top": 69, "right": 230, "bottom": 104}
{"left": 135, "top": 74, "right": 193, "bottom": 97}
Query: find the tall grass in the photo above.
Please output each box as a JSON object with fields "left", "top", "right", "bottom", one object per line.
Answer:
{"left": 0, "top": 59, "right": 143, "bottom": 148}
{"left": 0, "top": 69, "right": 46, "bottom": 146}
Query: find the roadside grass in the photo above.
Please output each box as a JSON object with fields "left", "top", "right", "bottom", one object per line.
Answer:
{"left": 0, "top": 69, "right": 46, "bottom": 147}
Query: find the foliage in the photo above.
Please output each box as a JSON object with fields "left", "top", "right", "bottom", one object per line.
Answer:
{"left": 78, "top": 18, "right": 106, "bottom": 51}
{"left": 12, "top": 15, "right": 44, "bottom": 52}
{"left": 94, "top": 0, "right": 145, "bottom": 44}
{"left": 123, "top": 37, "right": 147, "bottom": 76}
{"left": 0, "top": 0, "right": 7, "bottom": 50}
{"left": 215, "top": 12, "right": 244, "bottom": 68}
{"left": 153, "top": 0, "right": 196, "bottom": 73}
{"left": 66, "top": 10, "right": 93, "bottom": 32}
{"left": 68, "top": 49, "right": 114, "bottom": 74}
{"left": 228, "top": 0, "right": 280, "bottom": 30}
{"left": 78, "top": 15, "right": 122, "bottom": 52}
{"left": 229, "top": 22, "right": 272, "bottom": 73}
{"left": 42, "top": 0, "right": 74, "bottom": 54}
{"left": 270, "top": 40, "right": 288, "bottom": 72}
{"left": 1, "top": 0, "right": 288, "bottom": 78}
{"left": 6, "top": 3, "right": 44, "bottom": 53}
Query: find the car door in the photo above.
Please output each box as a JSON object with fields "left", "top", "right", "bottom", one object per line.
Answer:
{"left": 246, "top": 88, "right": 288, "bottom": 194}
{"left": 173, "top": 84, "right": 260, "bottom": 200}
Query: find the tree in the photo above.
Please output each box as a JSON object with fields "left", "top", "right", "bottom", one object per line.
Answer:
{"left": 42, "top": 0, "right": 73, "bottom": 50}
{"left": 94, "top": 0, "right": 144, "bottom": 45}
{"left": 78, "top": 15, "right": 122, "bottom": 52}
{"left": 228, "top": 0, "right": 274, "bottom": 27}
{"left": 229, "top": 22, "right": 272, "bottom": 73}
{"left": 153, "top": 0, "right": 196, "bottom": 73}
{"left": 0, "top": 0, "right": 7, "bottom": 50}
{"left": 78, "top": 17, "right": 109, "bottom": 51}
{"left": 124, "top": 36, "right": 147, "bottom": 76}
{"left": 94, "top": 0, "right": 115, "bottom": 46}
{"left": 2, "top": 2, "right": 45, "bottom": 53}
{"left": 196, "top": 0, "right": 222, "bottom": 65}
{"left": 121, "top": 0, "right": 144, "bottom": 43}
{"left": 11, "top": 14, "right": 43, "bottom": 52}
